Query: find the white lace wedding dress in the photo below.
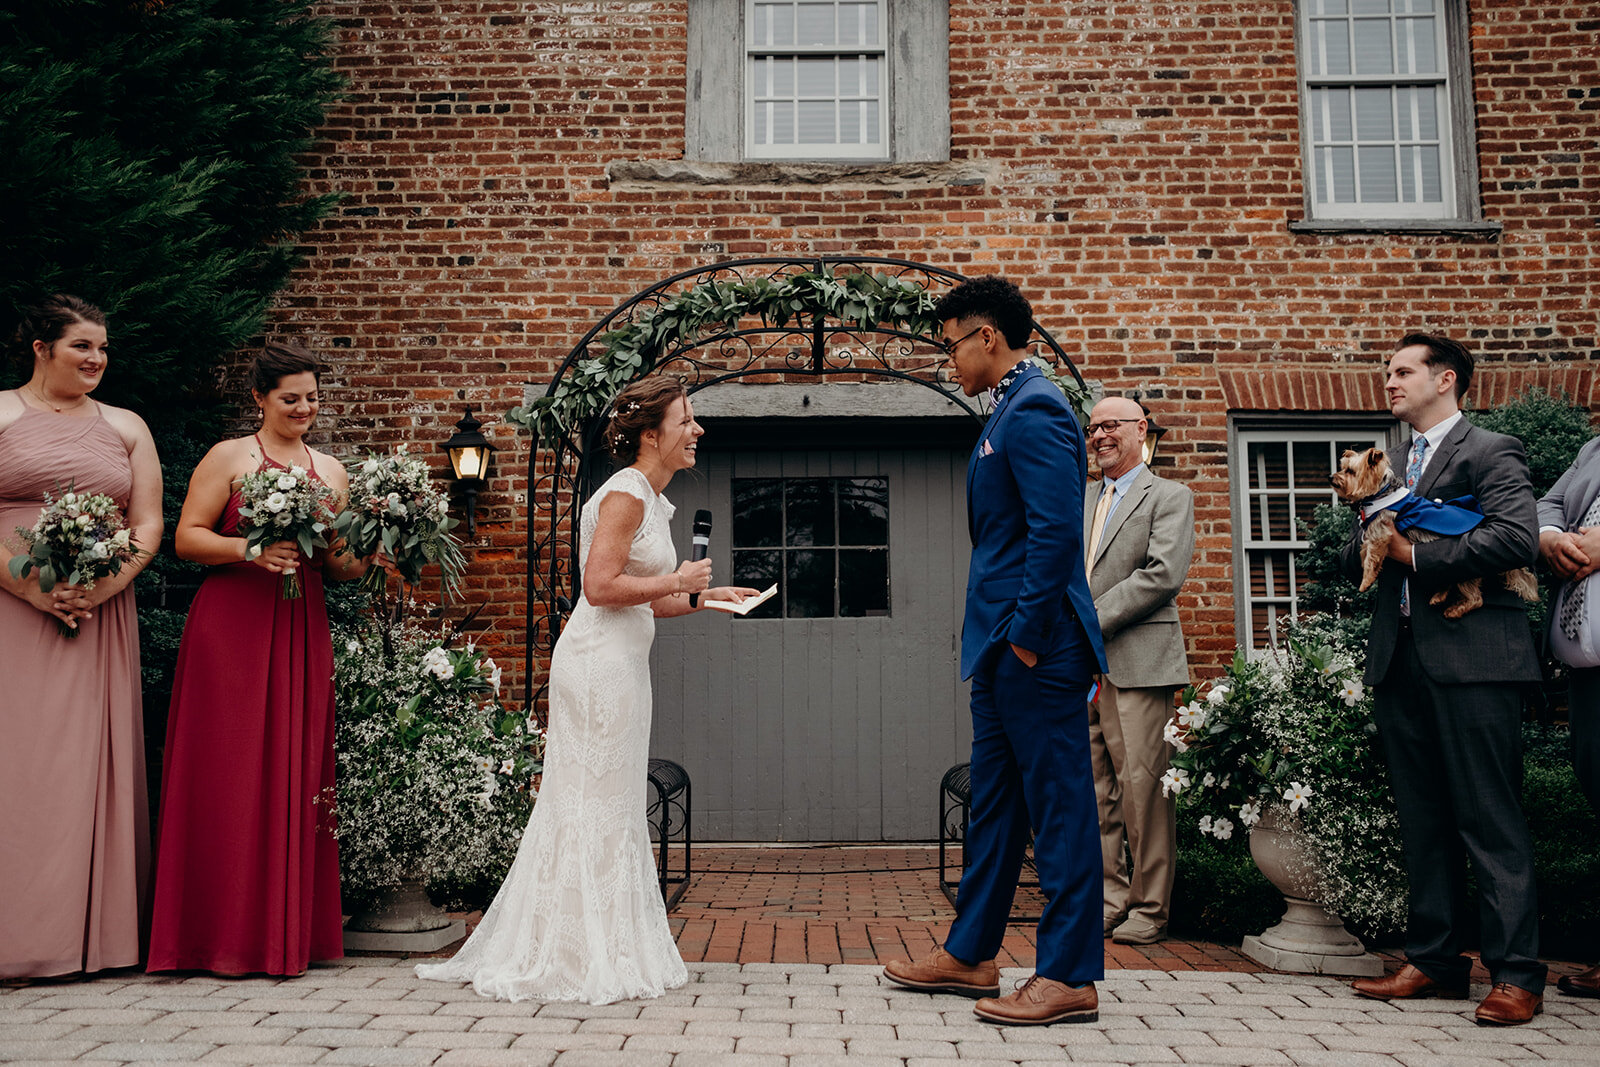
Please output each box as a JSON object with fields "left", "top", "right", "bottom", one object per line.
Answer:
{"left": 416, "top": 466, "right": 688, "bottom": 1003}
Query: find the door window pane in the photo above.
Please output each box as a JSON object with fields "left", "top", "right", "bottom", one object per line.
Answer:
{"left": 838, "top": 477, "right": 888, "bottom": 544}
{"left": 732, "top": 549, "right": 783, "bottom": 619}
{"left": 732, "top": 479, "right": 783, "bottom": 546}
{"left": 839, "top": 549, "right": 889, "bottom": 616}
{"left": 785, "top": 550, "right": 834, "bottom": 617}
{"left": 785, "top": 479, "right": 835, "bottom": 546}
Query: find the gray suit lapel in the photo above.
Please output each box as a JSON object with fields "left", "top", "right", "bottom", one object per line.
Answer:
{"left": 1090, "top": 467, "right": 1152, "bottom": 568}
{"left": 1415, "top": 420, "right": 1471, "bottom": 497}
{"left": 1573, "top": 457, "right": 1600, "bottom": 526}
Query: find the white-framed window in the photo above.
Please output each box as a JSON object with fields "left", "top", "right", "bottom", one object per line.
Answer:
{"left": 687, "top": 0, "right": 948, "bottom": 164}
{"left": 1232, "top": 423, "right": 1391, "bottom": 653}
{"left": 746, "top": 1, "right": 888, "bottom": 160}
{"left": 1296, "top": 0, "right": 1482, "bottom": 224}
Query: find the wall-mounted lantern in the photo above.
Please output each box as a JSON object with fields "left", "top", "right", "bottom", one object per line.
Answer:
{"left": 441, "top": 407, "right": 495, "bottom": 538}
{"left": 1141, "top": 408, "right": 1169, "bottom": 466}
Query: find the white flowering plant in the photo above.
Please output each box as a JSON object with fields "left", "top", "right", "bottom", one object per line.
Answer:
{"left": 331, "top": 611, "right": 542, "bottom": 905}
{"left": 8, "top": 487, "right": 143, "bottom": 637}
{"left": 1162, "top": 615, "right": 1407, "bottom": 934}
{"left": 334, "top": 446, "right": 466, "bottom": 600}
{"left": 236, "top": 464, "right": 336, "bottom": 599}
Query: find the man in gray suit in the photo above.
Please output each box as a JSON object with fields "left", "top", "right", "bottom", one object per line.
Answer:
{"left": 1083, "top": 396, "right": 1195, "bottom": 946}
{"left": 1537, "top": 435, "right": 1600, "bottom": 1000}
{"left": 1344, "top": 334, "right": 1545, "bottom": 1026}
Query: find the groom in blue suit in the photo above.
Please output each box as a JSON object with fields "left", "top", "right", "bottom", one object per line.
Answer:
{"left": 885, "top": 276, "right": 1108, "bottom": 1025}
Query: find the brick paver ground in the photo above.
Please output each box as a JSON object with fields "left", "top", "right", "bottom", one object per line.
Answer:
{"left": 660, "top": 846, "right": 1266, "bottom": 973}
{"left": 4, "top": 846, "right": 1592, "bottom": 1065}
{"left": 5, "top": 960, "right": 1598, "bottom": 1065}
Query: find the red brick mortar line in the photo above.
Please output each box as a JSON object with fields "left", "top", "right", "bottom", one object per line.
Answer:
{"left": 417, "top": 846, "right": 1587, "bottom": 979}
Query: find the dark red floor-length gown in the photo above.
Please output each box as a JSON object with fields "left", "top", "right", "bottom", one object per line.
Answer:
{"left": 146, "top": 460, "right": 342, "bottom": 975}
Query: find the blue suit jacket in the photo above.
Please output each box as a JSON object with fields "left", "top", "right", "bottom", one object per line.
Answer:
{"left": 960, "top": 364, "right": 1107, "bottom": 680}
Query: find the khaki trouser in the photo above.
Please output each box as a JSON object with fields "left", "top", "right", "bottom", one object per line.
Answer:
{"left": 1089, "top": 678, "right": 1177, "bottom": 929}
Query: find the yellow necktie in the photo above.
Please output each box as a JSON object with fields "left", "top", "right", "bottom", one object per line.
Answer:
{"left": 1086, "top": 487, "right": 1113, "bottom": 578}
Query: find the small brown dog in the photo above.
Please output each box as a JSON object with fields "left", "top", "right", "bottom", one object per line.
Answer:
{"left": 1330, "top": 447, "right": 1539, "bottom": 619}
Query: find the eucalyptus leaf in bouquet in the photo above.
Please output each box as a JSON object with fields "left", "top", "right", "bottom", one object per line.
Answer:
{"left": 330, "top": 613, "right": 542, "bottom": 906}
{"left": 1161, "top": 616, "right": 1407, "bottom": 937}
{"left": 236, "top": 465, "right": 335, "bottom": 599}
{"left": 335, "top": 446, "right": 466, "bottom": 600}
{"left": 8, "top": 486, "right": 143, "bottom": 637}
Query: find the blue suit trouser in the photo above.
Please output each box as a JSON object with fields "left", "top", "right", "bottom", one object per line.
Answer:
{"left": 944, "top": 634, "right": 1103, "bottom": 984}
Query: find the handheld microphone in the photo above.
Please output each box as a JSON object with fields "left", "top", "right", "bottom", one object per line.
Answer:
{"left": 689, "top": 509, "right": 712, "bottom": 607}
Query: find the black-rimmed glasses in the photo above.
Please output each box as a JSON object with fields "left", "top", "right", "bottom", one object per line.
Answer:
{"left": 1085, "top": 418, "right": 1142, "bottom": 436}
{"left": 939, "top": 325, "right": 985, "bottom": 355}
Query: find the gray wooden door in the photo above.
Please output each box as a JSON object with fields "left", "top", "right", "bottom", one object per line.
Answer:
{"left": 649, "top": 443, "right": 973, "bottom": 841}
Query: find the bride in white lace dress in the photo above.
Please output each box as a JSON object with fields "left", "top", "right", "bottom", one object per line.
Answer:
{"left": 416, "top": 377, "right": 756, "bottom": 1004}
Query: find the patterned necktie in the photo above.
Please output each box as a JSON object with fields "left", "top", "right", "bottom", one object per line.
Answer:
{"left": 1559, "top": 492, "right": 1600, "bottom": 640}
{"left": 1400, "top": 437, "right": 1428, "bottom": 615}
{"left": 1405, "top": 436, "right": 1429, "bottom": 489}
{"left": 1086, "top": 487, "right": 1114, "bottom": 578}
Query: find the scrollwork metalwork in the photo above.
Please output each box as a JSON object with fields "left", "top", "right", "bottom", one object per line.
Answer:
{"left": 521, "top": 256, "right": 1088, "bottom": 716}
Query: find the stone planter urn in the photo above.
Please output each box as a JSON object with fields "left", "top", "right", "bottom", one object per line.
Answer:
{"left": 343, "top": 878, "right": 465, "bottom": 953}
{"left": 1240, "top": 805, "right": 1382, "bottom": 977}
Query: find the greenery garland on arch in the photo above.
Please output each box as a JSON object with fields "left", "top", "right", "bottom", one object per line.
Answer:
{"left": 507, "top": 269, "right": 1094, "bottom": 448}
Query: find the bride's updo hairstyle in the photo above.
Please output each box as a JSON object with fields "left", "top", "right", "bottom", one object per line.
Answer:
{"left": 605, "top": 376, "right": 689, "bottom": 464}
{"left": 249, "top": 342, "right": 322, "bottom": 397}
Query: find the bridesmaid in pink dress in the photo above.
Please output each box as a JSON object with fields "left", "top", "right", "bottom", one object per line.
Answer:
{"left": 147, "top": 342, "right": 370, "bottom": 976}
{"left": 0, "top": 294, "right": 164, "bottom": 980}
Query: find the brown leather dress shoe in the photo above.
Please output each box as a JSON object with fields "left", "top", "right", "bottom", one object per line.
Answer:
{"left": 1556, "top": 963, "right": 1600, "bottom": 999}
{"left": 1475, "top": 982, "right": 1543, "bottom": 1025}
{"left": 973, "top": 975, "right": 1098, "bottom": 1025}
{"left": 1351, "top": 963, "right": 1469, "bottom": 1001}
{"left": 882, "top": 947, "right": 1000, "bottom": 998}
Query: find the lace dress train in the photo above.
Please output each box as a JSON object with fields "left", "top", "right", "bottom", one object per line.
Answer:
{"left": 416, "top": 467, "right": 686, "bottom": 1003}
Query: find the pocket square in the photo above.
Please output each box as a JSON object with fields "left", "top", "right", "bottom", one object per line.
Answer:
{"left": 981, "top": 439, "right": 994, "bottom": 456}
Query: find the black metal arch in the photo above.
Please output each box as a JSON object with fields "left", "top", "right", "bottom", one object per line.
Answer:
{"left": 520, "top": 255, "right": 1087, "bottom": 713}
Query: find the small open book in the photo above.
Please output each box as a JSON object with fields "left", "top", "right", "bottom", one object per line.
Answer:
{"left": 701, "top": 583, "right": 778, "bottom": 615}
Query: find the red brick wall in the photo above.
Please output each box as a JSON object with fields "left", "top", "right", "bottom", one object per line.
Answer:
{"left": 269, "top": 1, "right": 1600, "bottom": 699}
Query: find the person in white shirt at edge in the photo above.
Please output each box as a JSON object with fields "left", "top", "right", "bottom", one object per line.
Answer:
{"left": 1536, "top": 433, "right": 1600, "bottom": 1000}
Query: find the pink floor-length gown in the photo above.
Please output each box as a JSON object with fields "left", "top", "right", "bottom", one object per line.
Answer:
{"left": 146, "top": 452, "right": 342, "bottom": 975}
{"left": 0, "top": 407, "right": 150, "bottom": 979}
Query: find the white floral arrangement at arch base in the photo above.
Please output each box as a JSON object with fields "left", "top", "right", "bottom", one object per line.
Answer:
{"left": 1161, "top": 617, "right": 1407, "bottom": 935}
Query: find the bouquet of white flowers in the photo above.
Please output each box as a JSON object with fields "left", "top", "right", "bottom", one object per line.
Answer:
{"left": 7, "top": 487, "right": 142, "bottom": 637}
{"left": 236, "top": 465, "right": 336, "bottom": 599}
{"left": 335, "top": 446, "right": 465, "bottom": 600}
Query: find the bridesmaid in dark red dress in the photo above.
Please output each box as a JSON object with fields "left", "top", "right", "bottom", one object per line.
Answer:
{"left": 147, "top": 342, "right": 371, "bottom": 976}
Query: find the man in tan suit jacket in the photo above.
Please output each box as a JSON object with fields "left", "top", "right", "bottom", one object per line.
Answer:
{"left": 1083, "top": 396, "right": 1195, "bottom": 945}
